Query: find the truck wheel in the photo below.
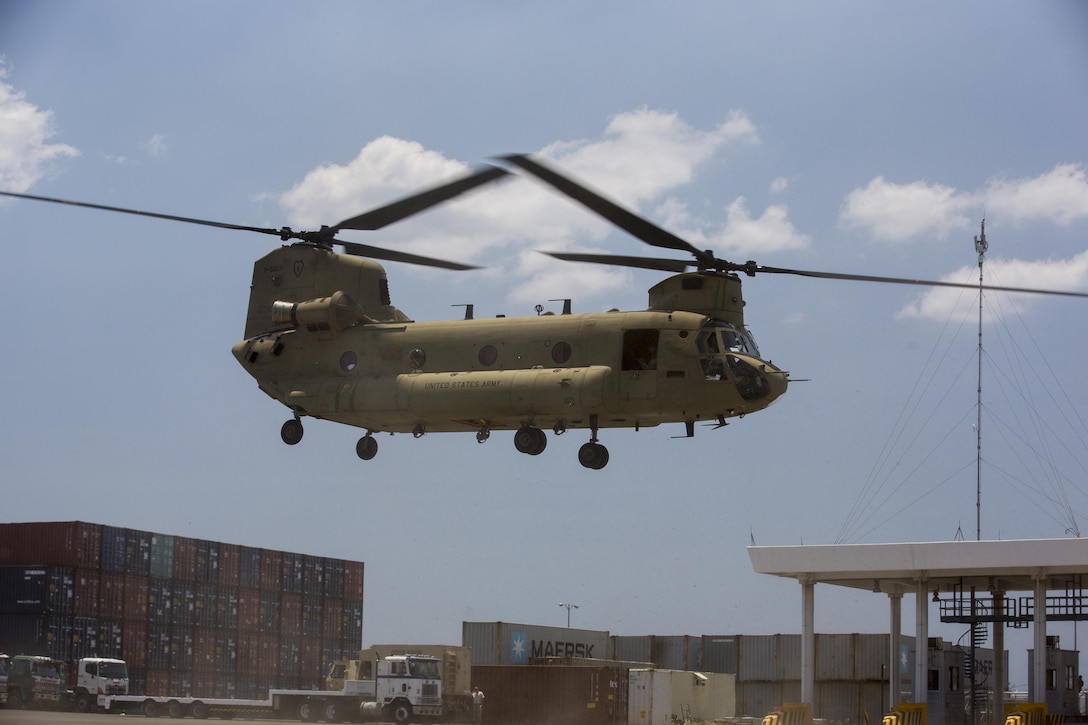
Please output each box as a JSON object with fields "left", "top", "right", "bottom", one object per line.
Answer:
{"left": 389, "top": 702, "right": 414, "bottom": 724}
{"left": 323, "top": 700, "right": 341, "bottom": 722}
{"left": 190, "top": 701, "right": 209, "bottom": 719}
{"left": 167, "top": 700, "right": 185, "bottom": 718}
{"left": 74, "top": 692, "right": 94, "bottom": 713}
{"left": 297, "top": 699, "right": 319, "bottom": 722}
{"left": 143, "top": 699, "right": 161, "bottom": 717}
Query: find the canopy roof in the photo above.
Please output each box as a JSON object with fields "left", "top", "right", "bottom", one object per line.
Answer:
{"left": 748, "top": 538, "right": 1088, "bottom": 595}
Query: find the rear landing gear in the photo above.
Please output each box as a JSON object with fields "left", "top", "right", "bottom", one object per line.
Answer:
{"left": 280, "top": 418, "right": 304, "bottom": 445}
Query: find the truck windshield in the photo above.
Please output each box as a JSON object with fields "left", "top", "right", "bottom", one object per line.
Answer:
{"left": 99, "top": 662, "right": 128, "bottom": 679}
{"left": 408, "top": 658, "right": 441, "bottom": 679}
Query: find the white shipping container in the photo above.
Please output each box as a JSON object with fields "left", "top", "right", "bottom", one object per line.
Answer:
{"left": 627, "top": 669, "right": 736, "bottom": 725}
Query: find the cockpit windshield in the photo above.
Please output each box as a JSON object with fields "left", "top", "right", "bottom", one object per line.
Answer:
{"left": 697, "top": 320, "right": 759, "bottom": 365}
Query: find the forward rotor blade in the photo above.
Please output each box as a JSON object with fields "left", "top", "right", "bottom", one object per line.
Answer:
{"left": 502, "top": 154, "right": 703, "bottom": 257}
{"left": 337, "top": 239, "right": 479, "bottom": 270}
{"left": 753, "top": 264, "right": 1088, "bottom": 298}
{"left": 0, "top": 190, "right": 286, "bottom": 237}
{"left": 542, "top": 251, "right": 692, "bottom": 273}
{"left": 332, "top": 166, "right": 510, "bottom": 232}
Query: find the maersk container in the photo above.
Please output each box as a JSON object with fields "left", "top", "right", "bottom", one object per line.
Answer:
{"left": 463, "top": 621, "right": 612, "bottom": 665}
{"left": 472, "top": 664, "right": 629, "bottom": 725}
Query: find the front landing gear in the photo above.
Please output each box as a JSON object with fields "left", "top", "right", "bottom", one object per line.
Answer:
{"left": 578, "top": 415, "right": 609, "bottom": 469}
{"left": 280, "top": 418, "right": 304, "bottom": 445}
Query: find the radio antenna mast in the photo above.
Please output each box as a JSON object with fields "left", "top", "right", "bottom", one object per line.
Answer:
{"left": 974, "top": 219, "right": 988, "bottom": 541}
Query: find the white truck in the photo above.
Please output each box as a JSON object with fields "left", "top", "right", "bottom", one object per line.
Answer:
{"left": 1, "top": 655, "right": 128, "bottom": 712}
{"left": 102, "top": 653, "right": 444, "bottom": 722}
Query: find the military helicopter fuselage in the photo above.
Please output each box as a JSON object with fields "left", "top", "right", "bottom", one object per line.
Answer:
{"left": 8, "top": 154, "right": 1080, "bottom": 470}
{"left": 232, "top": 244, "right": 788, "bottom": 467}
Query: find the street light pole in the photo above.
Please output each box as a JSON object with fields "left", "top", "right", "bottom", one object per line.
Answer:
{"left": 559, "top": 602, "right": 579, "bottom": 627}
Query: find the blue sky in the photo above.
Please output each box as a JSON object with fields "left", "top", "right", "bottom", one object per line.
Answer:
{"left": 2, "top": 1, "right": 1087, "bottom": 684}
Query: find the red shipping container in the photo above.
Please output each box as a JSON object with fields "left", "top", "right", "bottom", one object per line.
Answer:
{"left": 191, "top": 667, "right": 217, "bottom": 698}
{"left": 99, "top": 572, "right": 126, "bottom": 621}
{"left": 343, "top": 561, "right": 364, "bottom": 602}
{"left": 281, "top": 592, "right": 302, "bottom": 638}
{"left": 173, "top": 536, "right": 198, "bottom": 581}
{"left": 73, "top": 569, "right": 100, "bottom": 618}
{"left": 238, "top": 588, "right": 260, "bottom": 632}
{"left": 323, "top": 599, "right": 343, "bottom": 640}
{"left": 236, "top": 631, "right": 259, "bottom": 675}
{"left": 300, "top": 637, "right": 324, "bottom": 682}
{"left": 0, "top": 521, "right": 102, "bottom": 569}
{"left": 146, "top": 669, "right": 170, "bottom": 697}
{"left": 218, "top": 543, "right": 240, "bottom": 588}
{"left": 260, "top": 549, "right": 282, "bottom": 591}
{"left": 122, "top": 620, "right": 148, "bottom": 669}
{"left": 258, "top": 633, "right": 279, "bottom": 679}
{"left": 123, "top": 575, "right": 149, "bottom": 622}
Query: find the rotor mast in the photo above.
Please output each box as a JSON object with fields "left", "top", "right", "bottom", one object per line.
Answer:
{"left": 974, "top": 220, "right": 987, "bottom": 542}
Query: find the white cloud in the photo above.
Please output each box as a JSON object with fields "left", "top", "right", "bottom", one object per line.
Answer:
{"left": 841, "top": 176, "right": 974, "bottom": 243}
{"left": 0, "top": 61, "right": 80, "bottom": 191}
{"left": 655, "top": 195, "right": 809, "bottom": 256}
{"left": 770, "top": 176, "right": 792, "bottom": 194}
{"left": 983, "top": 164, "right": 1088, "bottom": 226}
{"left": 275, "top": 109, "right": 767, "bottom": 308}
{"left": 896, "top": 250, "right": 1088, "bottom": 321}
{"left": 841, "top": 164, "right": 1088, "bottom": 243}
{"left": 144, "top": 133, "right": 168, "bottom": 159}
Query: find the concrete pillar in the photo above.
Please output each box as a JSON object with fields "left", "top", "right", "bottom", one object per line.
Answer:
{"left": 1033, "top": 572, "right": 1048, "bottom": 703}
{"left": 992, "top": 591, "right": 1005, "bottom": 725}
{"left": 915, "top": 577, "right": 929, "bottom": 703}
{"left": 889, "top": 592, "right": 903, "bottom": 709}
{"left": 801, "top": 575, "right": 816, "bottom": 707}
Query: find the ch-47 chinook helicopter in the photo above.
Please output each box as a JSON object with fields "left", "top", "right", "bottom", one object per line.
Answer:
{"left": 3, "top": 155, "right": 1087, "bottom": 469}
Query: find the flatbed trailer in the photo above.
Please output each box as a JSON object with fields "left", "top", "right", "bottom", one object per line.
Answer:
{"left": 101, "top": 654, "right": 443, "bottom": 722}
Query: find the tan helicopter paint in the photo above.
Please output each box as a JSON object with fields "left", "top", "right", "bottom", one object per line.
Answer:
{"left": 233, "top": 245, "right": 788, "bottom": 438}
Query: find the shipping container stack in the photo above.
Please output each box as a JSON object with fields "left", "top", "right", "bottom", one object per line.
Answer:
{"left": 0, "top": 521, "right": 364, "bottom": 698}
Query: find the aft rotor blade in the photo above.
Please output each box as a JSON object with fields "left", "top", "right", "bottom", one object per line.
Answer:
{"left": 0, "top": 190, "right": 286, "bottom": 237}
{"left": 338, "top": 239, "right": 479, "bottom": 270}
{"left": 332, "top": 166, "right": 510, "bottom": 232}
{"left": 502, "top": 154, "right": 703, "bottom": 257}
{"left": 753, "top": 264, "right": 1088, "bottom": 298}
{"left": 542, "top": 251, "right": 692, "bottom": 273}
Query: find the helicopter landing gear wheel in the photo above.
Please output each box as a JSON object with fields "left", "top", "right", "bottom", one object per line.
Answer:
{"left": 280, "top": 418, "right": 304, "bottom": 445}
{"left": 578, "top": 442, "right": 609, "bottom": 469}
{"left": 514, "top": 426, "right": 547, "bottom": 455}
{"left": 356, "top": 434, "right": 378, "bottom": 460}
{"left": 477, "top": 427, "right": 490, "bottom": 444}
